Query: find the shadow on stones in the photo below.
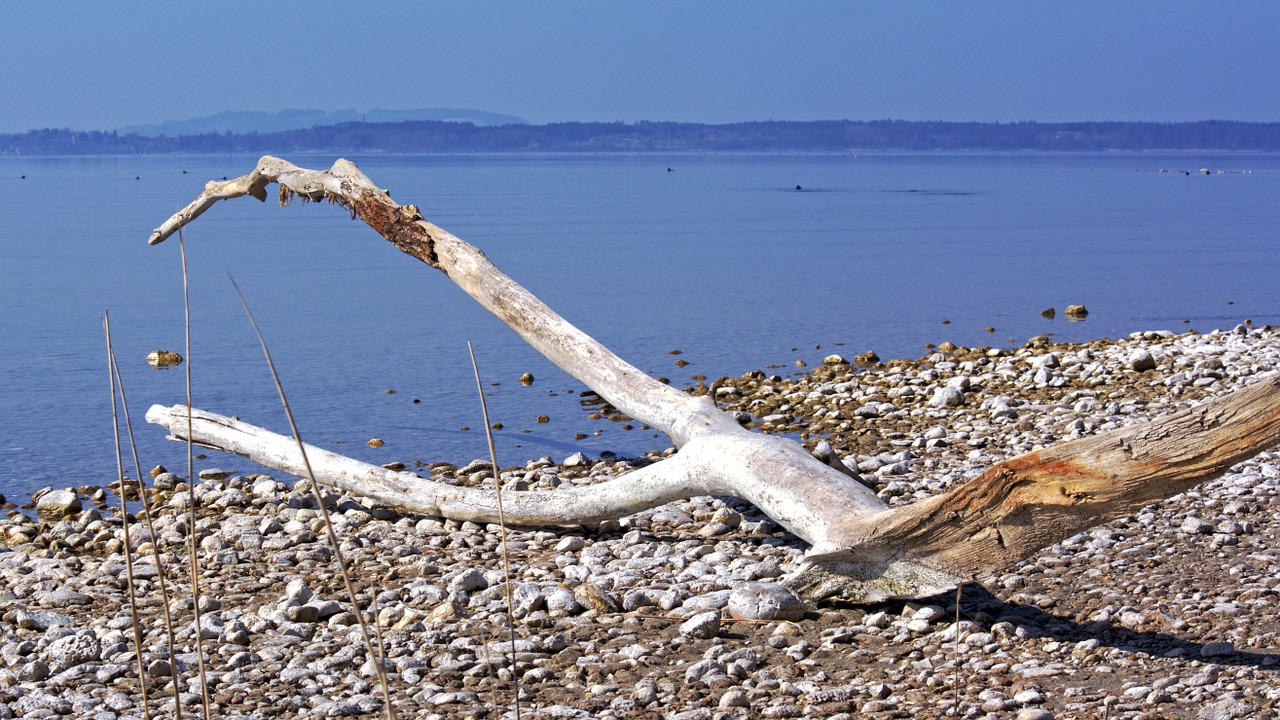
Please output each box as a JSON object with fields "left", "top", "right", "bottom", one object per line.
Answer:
{"left": 843, "top": 583, "right": 1280, "bottom": 672}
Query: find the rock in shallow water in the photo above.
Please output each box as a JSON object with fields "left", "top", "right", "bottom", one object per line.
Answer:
{"left": 35, "top": 489, "right": 80, "bottom": 516}
{"left": 146, "top": 349, "right": 183, "bottom": 368}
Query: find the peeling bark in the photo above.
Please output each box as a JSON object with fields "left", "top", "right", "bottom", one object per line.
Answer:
{"left": 146, "top": 156, "right": 1280, "bottom": 601}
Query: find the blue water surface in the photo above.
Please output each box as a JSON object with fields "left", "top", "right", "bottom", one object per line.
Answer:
{"left": 1, "top": 152, "right": 1277, "bottom": 502}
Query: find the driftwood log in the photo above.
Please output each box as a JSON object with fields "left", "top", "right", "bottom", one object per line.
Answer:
{"left": 145, "top": 156, "right": 1280, "bottom": 601}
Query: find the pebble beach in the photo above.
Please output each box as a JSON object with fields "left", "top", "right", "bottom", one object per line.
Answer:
{"left": 2, "top": 323, "right": 1279, "bottom": 720}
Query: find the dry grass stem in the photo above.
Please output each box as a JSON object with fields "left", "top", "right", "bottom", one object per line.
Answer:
{"left": 105, "top": 322, "right": 183, "bottom": 717}
{"left": 178, "top": 232, "right": 213, "bottom": 720}
{"left": 228, "top": 275, "right": 396, "bottom": 720}
{"left": 103, "top": 312, "right": 153, "bottom": 720}
{"left": 468, "top": 341, "right": 522, "bottom": 720}
{"left": 952, "top": 583, "right": 962, "bottom": 715}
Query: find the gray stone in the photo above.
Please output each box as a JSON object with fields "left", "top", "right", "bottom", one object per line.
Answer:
{"left": 1013, "top": 688, "right": 1044, "bottom": 704}
{"left": 867, "top": 683, "right": 892, "bottom": 700}
{"left": 911, "top": 605, "right": 946, "bottom": 623}
{"left": 252, "top": 477, "right": 280, "bottom": 497}
{"left": 544, "top": 586, "right": 581, "bottom": 617}
{"left": 1118, "top": 610, "right": 1145, "bottom": 628}
{"left": 16, "top": 660, "right": 50, "bottom": 681}
{"left": 718, "top": 688, "right": 750, "bottom": 708}
{"left": 555, "top": 536, "right": 585, "bottom": 552}
{"left": 679, "top": 611, "right": 721, "bottom": 639}
{"left": 197, "top": 615, "right": 223, "bottom": 639}
{"left": 1216, "top": 519, "right": 1244, "bottom": 535}
{"left": 562, "top": 452, "right": 590, "bottom": 467}
{"left": 905, "top": 618, "right": 932, "bottom": 634}
{"left": 15, "top": 609, "right": 74, "bottom": 631}
{"left": 1129, "top": 349, "right": 1157, "bottom": 371}
{"left": 727, "top": 582, "right": 805, "bottom": 622}
{"left": 35, "top": 588, "right": 91, "bottom": 607}
{"left": 1181, "top": 516, "right": 1213, "bottom": 534}
{"left": 511, "top": 583, "right": 545, "bottom": 618}
{"left": 928, "top": 386, "right": 964, "bottom": 408}
{"left": 1199, "top": 698, "right": 1255, "bottom": 720}
{"left": 573, "top": 582, "right": 620, "bottom": 613}
{"left": 1200, "top": 640, "right": 1235, "bottom": 657}
{"left": 284, "top": 579, "right": 314, "bottom": 605}
{"left": 48, "top": 632, "right": 100, "bottom": 672}
{"left": 450, "top": 568, "right": 487, "bottom": 593}
{"left": 35, "top": 489, "right": 80, "bottom": 516}
{"left": 622, "top": 588, "right": 662, "bottom": 612}
{"left": 309, "top": 599, "right": 343, "bottom": 618}
{"left": 286, "top": 604, "right": 320, "bottom": 623}
{"left": 684, "top": 657, "right": 726, "bottom": 683}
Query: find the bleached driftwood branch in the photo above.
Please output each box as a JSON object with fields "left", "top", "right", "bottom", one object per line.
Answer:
{"left": 146, "top": 156, "right": 1280, "bottom": 601}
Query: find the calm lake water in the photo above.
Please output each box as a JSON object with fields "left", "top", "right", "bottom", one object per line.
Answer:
{"left": 1, "top": 152, "right": 1278, "bottom": 503}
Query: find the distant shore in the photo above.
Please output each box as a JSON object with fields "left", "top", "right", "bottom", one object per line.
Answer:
{"left": 5, "top": 119, "right": 1280, "bottom": 156}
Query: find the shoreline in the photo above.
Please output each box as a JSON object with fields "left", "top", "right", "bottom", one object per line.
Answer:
{"left": 2, "top": 322, "right": 1279, "bottom": 718}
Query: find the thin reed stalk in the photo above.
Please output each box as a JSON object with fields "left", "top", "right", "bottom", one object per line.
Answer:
{"left": 468, "top": 341, "right": 522, "bottom": 720}
{"left": 228, "top": 276, "right": 396, "bottom": 720}
{"left": 952, "top": 583, "right": 962, "bottom": 715}
{"left": 103, "top": 312, "right": 152, "bottom": 720}
{"left": 178, "top": 231, "right": 213, "bottom": 720}
{"left": 106, "top": 325, "right": 183, "bottom": 717}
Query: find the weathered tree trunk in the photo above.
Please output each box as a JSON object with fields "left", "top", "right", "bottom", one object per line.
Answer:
{"left": 146, "top": 156, "right": 1280, "bottom": 601}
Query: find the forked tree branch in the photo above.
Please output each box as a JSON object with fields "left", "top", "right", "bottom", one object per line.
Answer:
{"left": 146, "top": 156, "right": 1280, "bottom": 601}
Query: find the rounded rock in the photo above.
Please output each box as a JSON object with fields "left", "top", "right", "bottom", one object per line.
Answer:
{"left": 1129, "top": 349, "right": 1157, "bottom": 371}
{"left": 450, "top": 568, "right": 488, "bottom": 593}
{"left": 544, "top": 586, "right": 582, "bottom": 617}
{"left": 36, "top": 489, "right": 81, "bottom": 516}
{"left": 727, "top": 581, "right": 806, "bottom": 622}
{"left": 574, "top": 582, "right": 621, "bottom": 614}
{"left": 928, "top": 386, "right": 964, "bottom": 408}
{"left": 1201, "top": 640, "right": 1235, "bottom": 657}
{"left": 679, "top": 611, "right": 721, "bottom": 639}
{"left": 718, "top": 688, "right": 750, "bottom": 708}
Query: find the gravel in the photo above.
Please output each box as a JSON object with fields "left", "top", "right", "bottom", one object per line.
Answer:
{"left": 2, "top": 324, "right": 1279, "bottom": 719}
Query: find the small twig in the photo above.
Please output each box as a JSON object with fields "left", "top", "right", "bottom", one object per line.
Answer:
{"left": 178, "top": 232, "right": 213, "bottom": 720}
{"left": 228, "top": 276, "right": 396, "bottom": 720}
{"left": 108, "top": 329, "right": 182, "bottom": 717}
{"left": 468, "top": 341, "right": 522, "bottom": 720}
{"left": 103, "top": 312, "right": 152, "bottom": 720}
{"left": 952, "top": 583, "right": 962, "bottom": 715}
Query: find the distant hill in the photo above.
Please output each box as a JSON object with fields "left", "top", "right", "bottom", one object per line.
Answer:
{"left": 117, "top": 108, "right": 528, "bottom": 136}
{"left": 4, "top": 119, "right": 1279, "bottom": 155}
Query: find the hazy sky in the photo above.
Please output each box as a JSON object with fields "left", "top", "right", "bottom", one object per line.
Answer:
{"left": 2, "top": 1, "right": 1277, "bottom": 133}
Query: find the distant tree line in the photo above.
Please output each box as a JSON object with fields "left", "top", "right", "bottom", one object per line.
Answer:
{"left": 4, "top": 119, "right": 1279, "bottom": 155}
